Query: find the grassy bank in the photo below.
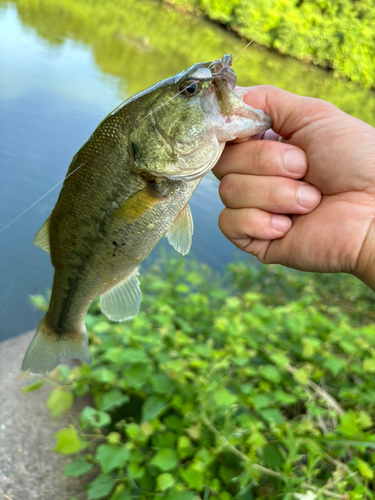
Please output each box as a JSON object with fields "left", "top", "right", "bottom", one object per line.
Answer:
{"left": 163, "top": 0, "right": 375, "bottom": 89}
{"left": 28, "top": 256, "right": 375, "bottom": 499}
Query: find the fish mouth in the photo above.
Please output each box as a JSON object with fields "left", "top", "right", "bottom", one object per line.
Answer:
{"left": 210, "top": 53, "right": 237, "bottom": 89}
{"left": 208, "top": 54, "right": 272, "bottom": 132}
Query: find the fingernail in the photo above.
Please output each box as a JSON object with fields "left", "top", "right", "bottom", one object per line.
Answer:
{"left": 272, "top": 215, "right": 292, "bottom": 232}
{"left": 284, "top": 149, "right": 307, "bottom": 174}
{"left": 297, "top": 185, "right": 321, "bottom": 208}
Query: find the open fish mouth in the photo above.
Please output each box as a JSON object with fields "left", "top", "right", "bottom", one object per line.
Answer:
{"left": 210, "top": 54, "right": 272, "bottom": 131}
{"left": 183, "top": 53, "right": 272, "bottom": 141}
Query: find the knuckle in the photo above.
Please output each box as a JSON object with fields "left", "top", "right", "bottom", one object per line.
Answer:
{"left": 219, "top": 174, "right": 237, "bottom": 201}
{"left": 267, "top": 179, "right": 282, "bottom": 205}
{"left": 242, "top": 208, "right": 255, "bottom": 229}
{"left": 244, "top": 140, "right": 282, "bottom": 173}
{"left": 217, "top": 209, "right": 227, "bottom": 231}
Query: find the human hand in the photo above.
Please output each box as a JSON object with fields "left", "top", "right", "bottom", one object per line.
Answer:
{"left": 213, "top": 86, "right": 375, "bottom": 290}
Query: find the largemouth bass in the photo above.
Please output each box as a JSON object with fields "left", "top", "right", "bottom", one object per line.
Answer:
{"left": 22, "top": 54, "right": 271, "bottom": 374}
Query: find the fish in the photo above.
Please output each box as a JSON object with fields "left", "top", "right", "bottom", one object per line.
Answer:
{"left": 21, "top": 53, "right": 272, "bottom": 374}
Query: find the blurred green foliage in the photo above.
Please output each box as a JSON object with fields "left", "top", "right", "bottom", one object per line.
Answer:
{"left": 32, "top": 256, "right": 375, "bottom": 499}
{"left": 4, "top": 0, "right": 375, "bottom": 126}
{"left": 165, "top": 0, "right": 375, "bottom": 89}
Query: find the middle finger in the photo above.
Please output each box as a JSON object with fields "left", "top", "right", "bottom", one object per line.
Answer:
{"left": 219, "top": 174, "right": 321, "bottom": 214}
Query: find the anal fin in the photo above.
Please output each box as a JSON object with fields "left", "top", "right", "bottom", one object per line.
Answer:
{"left": 34, "top": 216, "right": 51, "bottom": 253}
{"left": 166, "top": 204, "right": 193, "bottom": 256}
{"left": 100, "top": 268, "right": 142, "bottom": 321}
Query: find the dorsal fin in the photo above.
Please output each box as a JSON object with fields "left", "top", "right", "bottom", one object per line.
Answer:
{"left": 34, "top": 216, "right": 51, "bottom": 253}
{"left": 100, "top": 268, "right": 142, "bottom": 322}
{"left": 166, "top": 204, "right": 193, "bottom": 256}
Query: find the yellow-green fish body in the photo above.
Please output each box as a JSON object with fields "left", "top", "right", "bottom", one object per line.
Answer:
{"left": 22, "top": 55, "right": 272, "bottom": 374}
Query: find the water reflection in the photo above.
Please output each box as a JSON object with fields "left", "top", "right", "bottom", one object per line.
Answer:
{"left": 0, "top": 0, "right": 374, "bottom": 341}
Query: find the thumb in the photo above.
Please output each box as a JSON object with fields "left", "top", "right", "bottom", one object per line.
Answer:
{"left": 242, "top": 85, "right": 337, "bottom": 142}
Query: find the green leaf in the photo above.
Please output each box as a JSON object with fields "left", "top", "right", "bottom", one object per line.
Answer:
{"left": 128, "top": 462, "right": 145, "bottom": 479}
{"left": 180, "top": 465, "right": 204, "bottom": 490}
{"left": 263, "top": 444, "right": 283, "bottom": 468}
{"left": 259, "top": 408, "right": 284, "bottom": 425}
{"left": 142, "top": 395, "right": 168, "bottom": 422}
{"left": 363, "top": 358, "right": 375, "bottom": 373}
{"left": 251, "top": 394, "right": 272, "bottom": 410}
{"left": 358, "top": 411, "right": 373, "bottom": 429}
{"left": 80, "top": 406, "right": 111, "bottom": 429}
{"left": 212, "top": 388, "right": 237, "bottom": 407}
{"left": 358, "top": 459, "right": 374, "bottom": 479}
{"left": 98, "top": 389, "right": 130, "bottom": 411}
{"left": 96, "top": 444, "right": 130, "bottom": 474}
{"left": 107, "top": 432, "right": 122, "bottom": 445}
{"left": 261, "top": 365, "right": 281, "bottom": 383}
{"left": 323, "top": 357, "right": 346, "bottom": 376}
{"left": 152, "top": 431, "right": 177, "bottom": 449}
{"left": 156, "top": 472, "right": 176, "bottom": 491}
{"left": 126, "top": 422, "right": 141, "bottom": 440}
{"left": 293, "top": 368, "right": 310, "bottom": 385}
{"left": 219, "top": 465, "right": 237, "bottom": 485}
{"left": 92, "top": 321, "right": 110, "bottom": 333}
{"left": 54, "top": 426, "right": 82, "bottom": 455}
{"left": 87, "top": 474, "right": 116, "bottom": 499}
{"left": 338, "top": 410, "right": 358, "bottom": 437}
{"left": 110, "top": 490, "right": 131, "bottom": 500}
{"left": 151, "top": 449, "right": 178, "bottom": 471}
{"left": 151, "top": 372, "right": 175, "bottom": 393}
{"left": 22, "top": 379, "right": 43, "bottom": 392}
{"left": 269, "top": 353, "right": 290, "bottom": 367}
{"left": 91, "top": 368, "right": 117, "bottom": 383}
{"left": 164, "top": 490, "right": 195, "bottom": 500}
{"left": 194, "top": 447, "right": 214, "bottom": 467}
{"left": 64, "top": 457, "right": 94, "bottom": 477}
{"left": 123, "top": 363, "right": 150, "bottom": 389}
{"left": 47, "top": 388, "right": 73, "bottom": 418}
{"left": 120, "top": 348, "right": 148, "bottom": 363}
{"left": 177, "top": 436, "right": 194, "bottom": 459}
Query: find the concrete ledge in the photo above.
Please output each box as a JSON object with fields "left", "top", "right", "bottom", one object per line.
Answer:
{"left": 0, "top": 331, "right": 87, "bottom": 500}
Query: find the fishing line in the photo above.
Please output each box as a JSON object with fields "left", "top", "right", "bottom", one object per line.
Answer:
{"left": 232, "top": 39, "right": 254, "bottom": 63}
{"left": 0, "top": 40, "right": 253, "bottom": 234}
{"left": 0, "top": 84, "right": 195, "bottom": 235}
{"left": 0, "top": 163, "right": 85, "bottom": 234}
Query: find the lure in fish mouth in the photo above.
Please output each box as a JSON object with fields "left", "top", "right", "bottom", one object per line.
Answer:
{"left": 21, "top": 54, "right": 272, "bottom": 374}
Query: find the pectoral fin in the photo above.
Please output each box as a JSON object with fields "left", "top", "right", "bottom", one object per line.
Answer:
{"left": 166, "top": 204, "right": 193, "bottom": 256}
{"left": 34, "top": 216, "right": 51, "bottom": 253}
{"left": 114, "top": 186, "right": 163, "bottom": 223}
{"left": 100, "top": 268, "right": 142, "bottom": 321}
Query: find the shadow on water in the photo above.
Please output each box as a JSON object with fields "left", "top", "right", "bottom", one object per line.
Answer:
{"left": 1, "top": 0, "right": 374, "bottom": 341}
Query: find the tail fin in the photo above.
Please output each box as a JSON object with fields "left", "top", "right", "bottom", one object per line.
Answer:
{"left": 21, "top": 317, "right": 92, "bottom": 374}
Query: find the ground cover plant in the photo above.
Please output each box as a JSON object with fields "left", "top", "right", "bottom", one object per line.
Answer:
{"left": 27, "top": 255, "right": 375, "bottom": 499}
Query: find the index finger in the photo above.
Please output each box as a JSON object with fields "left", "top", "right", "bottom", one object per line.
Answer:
{"left": 241, "top": 85, "right": 335, "bottom": 141}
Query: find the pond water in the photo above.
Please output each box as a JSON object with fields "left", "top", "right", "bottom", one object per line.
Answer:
{"left": 1, "top": 0, "right": 375, "bottom": 342}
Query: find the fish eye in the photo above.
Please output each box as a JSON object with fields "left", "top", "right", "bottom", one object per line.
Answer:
{"left": 179, "top": 79, "right": 200, "bottom": 97}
